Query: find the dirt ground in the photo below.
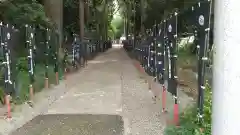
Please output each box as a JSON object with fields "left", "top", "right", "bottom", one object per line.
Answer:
{"left": 178, "top": 68, "right": 198, "bottom": 98}
{"left": 177, "top": 54, "right": 199, "bottom": 98}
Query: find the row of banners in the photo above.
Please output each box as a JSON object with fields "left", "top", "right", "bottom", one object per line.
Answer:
{"left": 134, "top": 0, "right": 212, "bottom": 122}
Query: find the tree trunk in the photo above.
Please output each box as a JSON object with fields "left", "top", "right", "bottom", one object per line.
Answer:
{"left": 43, "top": 0, "right": 63, "bottom": 46}
{"left": 84, "top": 0, "right": 89, "bottom": 25}
{"left": 125, "top": 10, "right": 129, "bottom": 40}
{"left": 43, "top": 0, "right": 63, "bottom": 59}
{"left": 140, "top": 0, "right": 145, "bottom": 34}
{"left": 79, "top": 0, "right": 85, "bottom": 40}
{"left": 105, "top": 6, "right": 108, "bottom": 40}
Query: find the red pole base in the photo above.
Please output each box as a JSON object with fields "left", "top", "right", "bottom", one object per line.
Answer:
{"left": 162, "top": 85, "right": 167, "bottom": 113}
{"left": 29, "top": 85, "right": 34, "bottom": 101}
{"left": 45, "top": 78, "right": 49, "bottom": 89}
{"left": 199, "top": 128, "right": 204, "bottom": 133}
{"left": 55, "top": 72, "right": 59, "bottom": 85}
{"left": 5, "top": 95, "right": 11, "bottom": 119}
{"left": 166, "top": 103, "right": 179, "bottom": 126}
{"left": 148, "top": 81, "right": 152, "bottom": 90}
{"left": 64, "top": 68, "right": 67, "bottom": 80}
{"left": 173, "top": 103, "right": 179, "bottom": 126}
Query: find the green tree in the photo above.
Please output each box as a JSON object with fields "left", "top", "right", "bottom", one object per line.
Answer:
{"left": 111, "top": 15, "right": 124, "bottom": 38}
{"left": 0, "top": 0, "right": 51, "bottom": 28}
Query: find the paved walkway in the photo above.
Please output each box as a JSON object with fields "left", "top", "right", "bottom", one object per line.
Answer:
{"left": 0, "top": 46, "right": 192, "bottom": 135}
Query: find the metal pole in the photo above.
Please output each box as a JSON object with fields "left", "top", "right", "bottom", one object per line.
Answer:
{"left": 212, "top": 0, "right": 240, "bottom": 135}
{"left": 26, "top": 25, "right": 35, "bottom": 101}
{"left": 45, "top": 28, "right": 50, "bottom": 89}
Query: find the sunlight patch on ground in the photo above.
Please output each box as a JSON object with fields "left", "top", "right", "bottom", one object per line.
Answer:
{"left": 10, "top": 114, "right": 124, "bottom": 135}
{"left": 88, "top": 59, "right": 118, "bottom": 64}
{"left": 73, "top": 91, "right": 105, "bottom": 97}
{"left": 112, "top": 44, "right": 123, "bottom": 48}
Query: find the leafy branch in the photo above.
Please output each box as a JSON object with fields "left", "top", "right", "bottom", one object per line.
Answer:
{"left": 0, "top": 0, "right": 52, "bottom": 28}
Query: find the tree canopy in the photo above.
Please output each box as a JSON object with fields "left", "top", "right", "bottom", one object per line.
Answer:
{"left": 0, "top": 0, "right": 51, "bottom": 28}
{"left": 0, "top": 0, "right": 201, "bottom": 39}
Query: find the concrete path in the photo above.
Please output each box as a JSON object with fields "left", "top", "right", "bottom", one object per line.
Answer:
{"left": 0, "top": 46, "right": 192, "bottom": 135}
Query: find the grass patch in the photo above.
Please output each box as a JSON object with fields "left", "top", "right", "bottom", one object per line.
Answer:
{"left": 0, "top": 87, "right": 4, "bottom": 104}
{"left": 164, "top": 83, "right": 212, "bottom": 135}
{"left": 178, "top": 48, "right": 197, "bottom": 71}
{"left": 13, "top": 64, "right": 64, "bottom": 105}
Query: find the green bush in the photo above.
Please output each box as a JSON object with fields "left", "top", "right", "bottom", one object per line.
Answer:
{"left": 13, "top": 57, "right": 64, "bottom": 104}
{"left": 13, "top": 64, "right": 59, "bottom": 104}
{"left": 16, "top": 57, "right": 28, "bottom": 71}
{"left": 0, "top": 87, "right": 4, "bottom": 104}
{"left": 0, "top": 0, "right": 63, "bottom": 105}
{"left": 0, "top": 0, "right": 52, "bottom": 28}
{"left": 0, "top": 67, "right": 5, "bottom": 104}
{"left": 164, "top": 83, "right": 212, "bottom": 135}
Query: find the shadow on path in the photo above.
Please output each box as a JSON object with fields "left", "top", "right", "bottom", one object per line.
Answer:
{"left": 11, "top": 114, "right": 124, "bottom": 135}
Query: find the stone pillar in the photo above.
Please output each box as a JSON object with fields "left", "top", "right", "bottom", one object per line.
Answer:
{"left": 212, "top": 0, "right": 240, "bottom": 134}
